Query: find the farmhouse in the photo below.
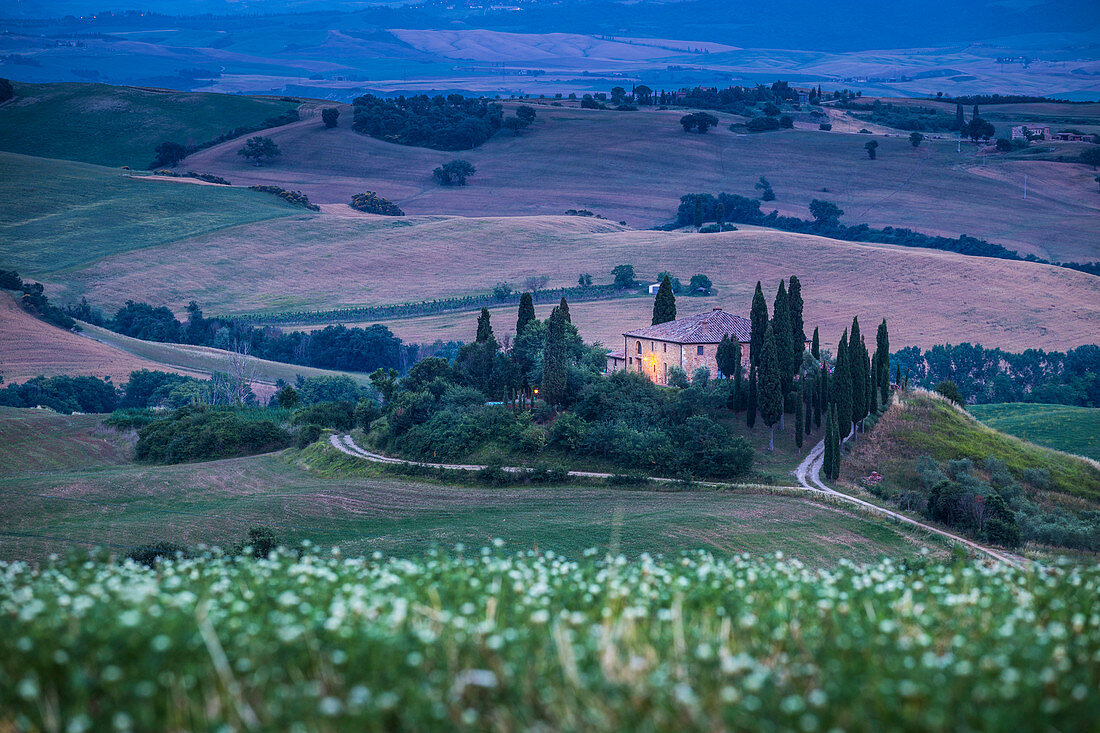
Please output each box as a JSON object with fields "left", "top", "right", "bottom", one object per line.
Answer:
{"left": 1050, "top": 132, "right": 1091, "bottom": 142}
{"left": 606, "top": 307, "right": 751, "bottom": 385}
{"left": 1010, "top": 124, "right": 1050, "bottom": 140}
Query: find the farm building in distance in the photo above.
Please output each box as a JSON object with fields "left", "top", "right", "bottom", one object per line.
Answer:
{"left": 1050, "top": 132, "right": 1091, "bottom": 142}
{"left": 606, "top": 307, "right": 752, "bottom": 385}
{"left": 1010, "top": 124, "right": 1051, "bottom": 140}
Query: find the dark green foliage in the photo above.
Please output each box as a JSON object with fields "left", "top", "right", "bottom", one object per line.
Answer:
{"left": 961, "top": 117, "right": 996, "bottom": 141}
{"left": 823, "top": 405, "right": 836, "bottom": 480}
{"left": 749, "top": 281, "right": 768, "bottom": 368}
{"left": 1081, "top": 147, "right": 1100, "bottom": 167}
{"left": 121, "top": 370, "right": 198, "bottom": 409}
{"left": 758, "top": 323, "right": 784, "bottom": 451}
{"left": 349, "top": 192, "right": 404, "bottom": 216}
{"left": 292, "top": 401, "right": 355, "bottom": 431}
{"left": 754, "top": 176, "right": 775, "bottom": 201}
{"left": 0, "top": 77, "right": 12, "bottom": 103}
{"left": 830, "top": 330, "right": 852, "bottom": 436}
{"left": 809, "top": 199, "right": 844, "bottom": 225}
{"left": 152, "top": 141, "right": 187, "bottom": 167}
{"left": 771, "top": 281, "right": 793, "bottom": 397}
{"left": 321, "top": 108, "right": 340, "bottom": 128}
{"left": 778, "top": 115, "right": 794, "bottom": 129}
{"left": 351, "top": 94, "right": 503, "bottom": 150}
{"left": 811, "top": 327, "right": 820, "bottom": 360}
{"left": 297, "top": 375, "right": 371, "bottom": 406}
{"left": 846, "top": 101, "right": 961, "bottom": 132}
{"left": 688, "top": 274, "right": 712, "bottom": 295}
{"left": 248, "top": 185, "right": 319, "bottom": 211}
{"left": 475, "top": 308, "right": 494, "bottom": 343}
{"left": 295, "top": 424, "right": 323, "bottom": 448}
{"left": 433, "top": 159, "right": 476, "bottom": 186}
{"left": 746, "top": 116, "right": 781, "bottom": 132}
{"left": 111, "top": 301, "right": 182, "bottom": 342}
{"left": 788, "top": 276, "right": 805, "bottom": 358}
{"left": 864, "top": 140, "right": 879, "bottom": 159}
{"left": 236, "top": 527, "right": 281, "bottom": 558}
{"left": 919, "top": 457, "right": 1021, "bottom": 548}
{"left": 849, "top": 318, "right": 868, "bottom": 427}
{"left": 0, "top": 375, "right": 117, "bottom": 414}
{"left": 815, "top": 362, "right": 825, "bottom": 429}
{"left": 909, "top": 132, "right": 924, "bottom": 147}
{"left": 126, "top": 542, "right": 189, "bottom": 567}
{"left": 935, "top": 380, "right": 964, "bottom": 405}
{"left": 876, "top": 320, "right": 891, "bottom": 405}
{"left": 17, "top": 281, "right": 76, "bottom": 331}
{"left": 541, "top": 304, "right": 569, "bottom": 406}
{"left": 679, "top": 112, "right": 719, "bottom": 133}
{"left": 651, "top": 276, "right": 676, "bottom": 325}
{"left": 0, "top": 269, "right": 22, "bottom": 290}
{"left": 746, "top": 362, "right": 758, "bottom": 429}
{"left": 612, "top": 264, "right": 636, "bottom": 289}
{"left": 238, "top": 136, "right": 280, "bottom": 165}
{"left": 716, "top": 335, "right": 741, "bottom": 380}
{"left": 134, "top": 406, "right": 291, "bottom": 464}
{"left": 795, "top": 380, "right": 804, "bottom": 451}
{"left": 516, "top": 292, "right": 536, "bottom": 335}
{"left": 275, "top": 385, "right": 299, "bottom": 409}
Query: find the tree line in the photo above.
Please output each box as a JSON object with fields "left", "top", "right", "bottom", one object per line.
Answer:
{"left": 151, "top": 108, "right": 299, "bottom": 168}
{"left": 351, "top": 94, "right": 536, "bottom": 151}
{"left": 673, "top": 192, "right": 1100, "bottom": 276}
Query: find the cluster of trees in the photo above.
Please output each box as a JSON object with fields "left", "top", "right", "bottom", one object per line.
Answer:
{"left": 665, "top": 81, "right": 804, "bottom": 113}
{"left": 106, "top": 301, "right": 405, "bottom": 373}
{"left": 150, "top": 108, "right": 298, "bottom": 168}
{"left": 0, "top": 374, "right": 118, "bottom": 414}
{"left": 248, "top": 185, "right": 318, "bottom": 210}
{"left": 360, "top": 299, "right": 752, "bottom": 479}
{"left": 432, "top": 159, "right": 476, "bottom": 186}
{"left": 129, "top": 405, "right": 291, "bottom": 464}
{"left": 349, "top": 192, "right": 404, "bottom": 216}
{"left": 679, "top": 112, "right": 719, "bottom": 133}
{"left": 890, "top": 344, "right": 1100, "bottom": 407}
{"left": 2, "top": 270, "right": 77, "bottom": 330}
{"left": 915, "top": 457, "right": 1022, "bottom": 548}
{"left": 848, "top": 101, "right": 961, "bottom": 132}
{"left": 351, "top": 94, "right": 504, "bottom": 150}
{"left": 672, "top": 192, "right": 1100, "bottom": 275}
{"left": 503, "top": 105, "right": 537, "bottom": 134}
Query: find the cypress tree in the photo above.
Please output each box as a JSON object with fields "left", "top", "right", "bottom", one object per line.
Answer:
{"left": 542, "top": 306, "right": 567, "bottom": 406}
{"left": 758, "top": 323, "right": 784, "bottom": 452}
{"left": 558, "top": 296, "right": 571, "bottom": 323}
{"left": 716, "top": 335, "right": 741, "bottom": 380}
{"left": 788, "top": 274, "right": 805, "bottom": 358}
{"left": 849, "top": 318, "right": 867, "bottom": 429}
{"left": 811, "top": 326, "right": 820, "bottom": 360}
{"left": 772, "top": 280, "right": 793, "bottom": 400}
{"left": 516, "top": 292, "right": 535, "bottom": 336}
{"left": 749, "top": 281, "right": 768, "bottom": 369}
{"left": 876, "top": 319, "right": 890, "bottom": 405}
{"left": 870, "top": 354, "right": 880, "bottom": 415}
{"left": 816, "top": 361, "right": 827, "bottom": 429}
{"left": 828, "top": 406, "right": 842, "bottom": 480}
{"left": 804, "top": 379, "right": 813, "bottom": 435}
{"left": 862, "top": 339, "right": 873, "bottom": 424}
{"left": 831, "top": 329, "right": 852, "bottom": 439}
{"left": 746, "top": 362, "right": 758, "bottom": 430}
{"left": 651, "top": 275, "right": 676, "bottom": 325}
{"left": 823, "top": 404, "right": 835, "bottom": 480}
{"left": 476, "top": 308, "right": 494, "bottom": 344}
{"left": 732, "top": 354, "right": 744, "bottom": 411}
{"left": 795, "top": 377, "right": 804, "bottom": 451}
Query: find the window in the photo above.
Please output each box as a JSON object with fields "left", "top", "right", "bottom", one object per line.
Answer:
{"left": 651, "top": 342, "right": 655, "bottom": 352}
{"left": 627, "top": 357, "right": 632, "bottom": 365}
{"left": 663, "top": 343, "right": 667, "bottom": 353}
{"left": 636, "top": 341, "right": 641, "bottom": 354}
{"left": 697, "top": 345, "right": 704, "bottom": 355}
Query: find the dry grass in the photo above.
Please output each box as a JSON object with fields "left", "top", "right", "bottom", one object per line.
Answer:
{"left": 65, "top": 215, "right": 1098, "bottom": 352}
{"left": 0, "top": 294, "right": 198, "bottom": 384}
{"left": 184, "top": 104, "right": 1100, "bottom": 261}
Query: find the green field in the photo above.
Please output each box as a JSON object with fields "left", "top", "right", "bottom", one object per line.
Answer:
{"left": 0, "top": 152, "right": 300, "bottom": 274}
{"left": 0, "top": 407, "right": 941, "bottom": 565}
{"left": 2, "top": 551, "right": 1097, "bottom": 731}
{"left": 970, "top": 403, "right": 1100, "bottom": 461}
{"left": 0, "top": 82, "right": 300, "bottom": 168}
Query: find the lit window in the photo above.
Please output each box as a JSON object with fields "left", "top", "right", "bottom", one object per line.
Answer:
{"left": 697, "top": 345, "right": 704, "bottom": 355}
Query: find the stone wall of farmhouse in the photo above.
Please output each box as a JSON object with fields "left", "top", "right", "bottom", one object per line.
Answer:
{"left": 623, "top": 337, "right": 739, "bottom": 385}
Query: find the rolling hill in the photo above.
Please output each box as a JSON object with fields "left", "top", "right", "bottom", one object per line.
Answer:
{"left": 183, "top": 101, "right": 1100, "bottom": 262}
{"left": 970, "top": 403, "right": 1100, "bottom": 461}
{"left": 0, "top": 82, "right": 302, "bottom": 168}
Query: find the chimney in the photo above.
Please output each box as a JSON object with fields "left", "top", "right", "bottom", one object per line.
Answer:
{"left": 712, "top": 306, "right": 722, "bottom": 311}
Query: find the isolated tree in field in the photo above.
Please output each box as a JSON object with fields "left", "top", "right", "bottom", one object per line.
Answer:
{"left": 611, "top": 264, "right": 636, "bottom": 289}
{"left": 651, "top": 275, "right": 676, "bottom": 325}
{"left": 516, "top": 105, "right": 537, "bottom": 125}
{"left": 154, "top": 141, "right": 188, "bottom": 167}
{"left": 238, "top": 136, "right": 281, "bottom": 166}
{"left": 808, "top": 199, "right": 843, "bottom": 226}
{"left": 321, "top": 108, "right": 340, "bottom": 128}
{"left": 689, "top": 274, "right": 712, "bottom": 295}
{"left": 541, "top": 304, "right": 568, "bottom": 405}
{"left": 634, "top": 85, "right": 652, "bottom": 104}
{"left": 475, "top": 308, "right": 495, "bottom": 343}
{"left": 755, "top": 176, "right": 776, "bottom": 201}
{"left": 830, "top": 329, "right": 852, "bottom": 438}
{"left": 864, "top": 140, "right": 879, "bottom": 159}
{"left": 910, "top": 131, "right": 924, "bottom": 147}
{"left": 577, "top": 273, "right": 592, "bottom": 287}
{"left": 680, "top": 112, "right": 719, "bottom": 133}
{"left": 433, "top": 159, "right": 476, "bottom": 186}
{"left": 1094, "top": 175, "right": 1100, "bottom": 191}
{"left": 749, "top": 281, "right": 768, "bottom": 368}
{"left": 758, "top": 323, "right": 784, "bottom": 451}
{"left": 516, "top": 292, "right": 535, "bottom": 335}
{"left": 716, "top": 334, "right": 741, "bottom": 380}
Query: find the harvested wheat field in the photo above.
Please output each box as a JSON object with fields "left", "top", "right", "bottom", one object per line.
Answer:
{"left": 184, "top": 103, "right": 1100, "bottom": 261}
{"left": 66, "top": 215, "right": 1100, "bottom": 352}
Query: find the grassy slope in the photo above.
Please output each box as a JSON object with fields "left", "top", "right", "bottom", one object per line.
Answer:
{"left": 844, "top": 392, "right": 1100, "bottom": 508}
{"left": 0, "top": 406, "right": 132, "bottom": 475}
{"left": 184, "top": 102, "right": 1100, "bottom": 262}
{"left": 0, "top": 410, "right": 940, "bottom": 564}
{"left": 970, "top": 403, "right": 1100, "bottom": 461}
{"left": 0, "top": 152, "right": 302, "bottom": 274}
{"left": 0, "top": 81, "right": 300, "bottom": 168}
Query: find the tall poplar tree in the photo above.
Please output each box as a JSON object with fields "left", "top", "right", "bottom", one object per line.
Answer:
{"left": 772, "top": 280, "right": 793, "bottom": 400}
{"left": 746, "top": 362, "right": 758, "bottom": 430}
{"left": 831, "top": 329, "right": 852, "bottom": 438}
{"left": 758, "top": 323, "right": 784, "bottom": 452}
{"left": 651, "top": 275, "right": 677, "bottom": 325}
{"left": 476, "top": 308, "right": 494, "bottom": 343}
{"left": 542, "top": 305, "right": 568, "bottom": 406}
{"left": 749, "top": 281, "right": 768, "bottom": 369}
{"left": 516, "top": 292, "right": 535, "bottom": 336}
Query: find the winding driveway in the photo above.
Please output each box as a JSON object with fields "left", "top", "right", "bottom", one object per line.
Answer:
{"left": 329, "top": 433, "right": 1024, "bottom": 567}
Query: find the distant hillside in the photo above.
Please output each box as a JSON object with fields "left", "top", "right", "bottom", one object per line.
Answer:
{"left": 971, "top": 403, "right": 1100, "bottom": 461}
{"left": 0, "top": 82, "right": 300, "bottom": 167}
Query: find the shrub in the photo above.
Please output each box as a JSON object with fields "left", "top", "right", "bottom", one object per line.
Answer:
{"left": 934, "top": 380, "right": 964, "bottom": 405}
{"left": 746, "top": 117, "right": 780, "bottom": 132}
{"left": 134, "top": 406, "right": 291, "bottom": 464}
{"left": 248, "top": 185, "right": 319, "bottom": 211}
{"left": 349, "top": 192, "right": 404, "bottom": 216}
{"left": 292, "top": 401, "right": 355, "bottom": 431}
{"left": 819, "top": 122, "right": 832, "bottom": 131}
{"left": 125, "top": 542, "right": 189, "bottom": 567}
{"left": 432, "top": 160, "right": 476, "bottom": 186}
{"left": 295, "top": 423, "right": 324, "bottom": 448}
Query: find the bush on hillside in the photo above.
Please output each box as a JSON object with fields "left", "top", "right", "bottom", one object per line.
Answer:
{"left": 349, "top": 192, "right": 404, "bottom": 216}
{"left": 134, "top": 405, "right": 291, "bottom": 464}
{"left": 432, "top": 160, "right": 476, "bottom": 186}
{"left": 247, "top": 185, "right": 319, "bottom": 211}
{"left": 292, "top": 401, "right": 355, "bottom": 431}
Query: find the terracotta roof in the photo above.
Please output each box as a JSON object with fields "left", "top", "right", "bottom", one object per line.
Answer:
{"left": 624, "top": 308, "right": 751, "bottom": 344}
{"left": 607, "top": 350, "right": 626, "bottom": 360}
